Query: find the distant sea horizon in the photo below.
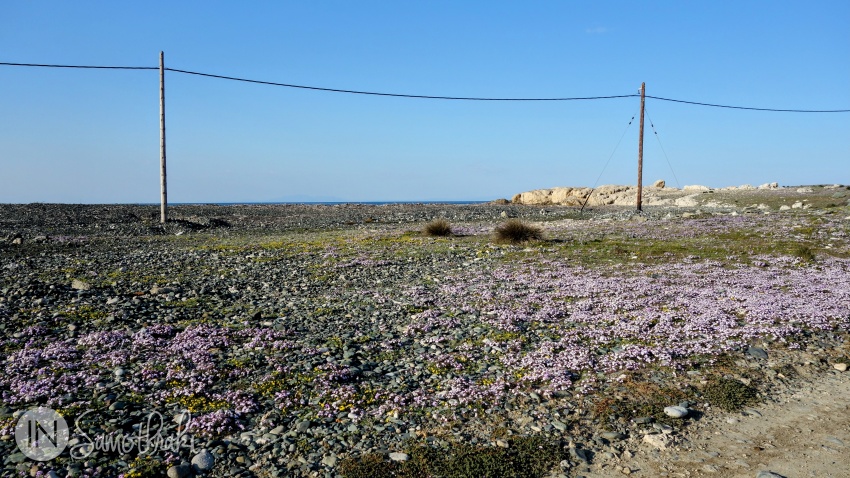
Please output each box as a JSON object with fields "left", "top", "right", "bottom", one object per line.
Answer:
{"left": 161, "top": 200, "right": 490, "bottom": 206}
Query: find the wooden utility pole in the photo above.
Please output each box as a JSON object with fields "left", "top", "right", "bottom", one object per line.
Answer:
{"left": 636, "top": 82, "right": 645, "bottom": 212}
{"left": 159, "top": 51, "right": 168, "bottom": 223}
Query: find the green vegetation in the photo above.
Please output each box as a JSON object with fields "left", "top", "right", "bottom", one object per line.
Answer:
{"left": 340, "top": 435, "right": 567, "bottom": 478}
{"left": 702, "top": 378, "right": 758, "bottom": 411}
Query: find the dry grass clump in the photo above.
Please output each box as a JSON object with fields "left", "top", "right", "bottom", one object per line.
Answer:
{"left": 493, "top": 219, "right": 543, "bottom": 244}
{"left": 423, "top": 219, "right": 453, "bottom": 237}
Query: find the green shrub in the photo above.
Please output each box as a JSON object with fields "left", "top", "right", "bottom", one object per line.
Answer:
{"left": 493, "top": 220, "right": 543, "bottom": 244}
{"left": 792, "top": 244, "right": 816, "bottom": 262}
{"left": 703, "top": 378, "right": 758, "bottom": 411}
{"left": 423, "top": 219, "right": 453, "bottom": 237}
{"left": 340, "top": 435, "right": 566, "bottom": 478}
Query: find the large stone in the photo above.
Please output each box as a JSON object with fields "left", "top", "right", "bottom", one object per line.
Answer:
{"left": 191, "top": 449, "right": 215, "bottom": 473}
{"left": 167, "top": 464, "right": 191, "bottom": 478}
{"left": 389, "top": 452, "right": 410, "bottom": 462}
{"left": 71, "top": 279, "right": 91, "bottom": 291}
{"left": 642, "top": 433, "right": 670, "bottom": 450}
{"left": 652, "top": 179, "right": 665, "bottom": 188}
{"left": 683, "top": 185, "right": 711, "bottom": 192}
{"left": 663, "top": 405, "right": 689, "bottom": 418}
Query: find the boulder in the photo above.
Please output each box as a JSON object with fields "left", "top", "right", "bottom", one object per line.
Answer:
{"left": 652, "top": 179, "right": 665, "bottom": 188}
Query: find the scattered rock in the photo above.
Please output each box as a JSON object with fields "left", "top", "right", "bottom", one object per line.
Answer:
{"left": 683, "top": 185, "right": 711, "bottom": 192}
{"left": 321, "top": 454, "right": 338, "bottom": 467}
{"left": 191, "top": 449, "right": 215, "bottom": 473}
{"left": 747, "top": 347, "right": 768, "bottom": 359}
{"left": 653, "top": 179, "right": 666, "bottom": 188}
{"left": 756, "top": 471, "right": 786, "bottom": 478}
{"left": 389, "top": 452, "right": 410, "bottom": 462}
{"left": 643, "top": 433, "right": 670, "bottom": 450}
{"left": 834, "top": 363, "right": 848, "bottom": 372}
{"left": 664, "top": 405, "right": 689, "bottom": 418}
{"left": 167, "top": 464, "right": 191, "bottom": 478}
{"left": 71, "top": 279, "right": 91, "bottom": 291}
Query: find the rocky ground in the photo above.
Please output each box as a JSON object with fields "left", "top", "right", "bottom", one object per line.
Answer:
{"left": 1, "top": 185, "right": 849, "bottom": 478}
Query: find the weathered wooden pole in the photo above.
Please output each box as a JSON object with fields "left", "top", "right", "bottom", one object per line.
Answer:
{"left": 159, "top": 51, "right": 168, "bottom": 223}
{"left": 636, "top": 82, "right": 645, "bottom": 212}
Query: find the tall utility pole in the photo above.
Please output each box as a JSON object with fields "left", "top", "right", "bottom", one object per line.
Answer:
{"left": 636, "top": 82, "right": 645, "bottom": 212}
{"left": 159, "top": 51, "right": 168, "bottom": 223}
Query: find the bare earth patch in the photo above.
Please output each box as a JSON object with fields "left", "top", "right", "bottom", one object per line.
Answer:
{"left": 580, "top": 368, "right": 849, "bottom": 478}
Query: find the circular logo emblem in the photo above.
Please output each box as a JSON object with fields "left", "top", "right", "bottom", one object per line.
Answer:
{"left": 15, "top": 407, "right": 69, "bottom": 461}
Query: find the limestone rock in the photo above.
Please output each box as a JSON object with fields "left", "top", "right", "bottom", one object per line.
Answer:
{"left": 683, "top": 185, "right": 711, "bottom": 192}
{"left": 643, "top": 433, "right": 670, "bottom": 450}
{"left": 71, "top": 279, "right": 91, "bottom": 291}
{"left": 652, "top": 179, "right": 665, "bottom": 188}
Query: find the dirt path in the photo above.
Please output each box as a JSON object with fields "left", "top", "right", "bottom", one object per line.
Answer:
{"left": 579, "top": 368, "right": 850, "bottom": 478}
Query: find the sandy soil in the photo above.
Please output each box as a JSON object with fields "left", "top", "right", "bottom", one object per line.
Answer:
{"left": 580, "top": 368, "right": 849, "bottom": 478}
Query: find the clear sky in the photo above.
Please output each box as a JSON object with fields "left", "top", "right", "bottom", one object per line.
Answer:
{"left": 1, "top": 1, "right": 848, "bottom": 203}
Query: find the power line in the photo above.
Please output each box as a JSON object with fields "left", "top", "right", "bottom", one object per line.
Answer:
{"left": 1, "top": 61, "right": 849, "bottom": 111}
{"left": 164, "top": 67, "right": 637, "bottom": 101}
{"left": 0, "top": 62, "right": 157, "bottom": 70}
{"left": 645, "top": 108, "right": 682, "bottom": 189}
{"left": 646, "top": 95, "right": 850, "bottom": 113}
{"left": 580, "top": 110, "right": 639, "bottom": 213}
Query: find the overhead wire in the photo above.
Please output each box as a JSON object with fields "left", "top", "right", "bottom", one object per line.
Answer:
{"left": 0, "top": 62, "right": 157, "bottom": 70}
{"left": 645, "top": 108, "right": 682, "bottom": 189}
{"left": 163, "top": 68, "right": 638, "bottom": 101}
{"left": 580, "top": 109, "right": 639, "bottom": 213}
{"left": 646, "top": 95, "right": 850, "bottom": 113}
{"left": 1, "top": 61, "right": 849, "bottom": 111}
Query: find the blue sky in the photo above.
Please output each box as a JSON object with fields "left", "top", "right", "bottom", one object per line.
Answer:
{"left": 1, "top": 1, "right": 848, "bottom": 203}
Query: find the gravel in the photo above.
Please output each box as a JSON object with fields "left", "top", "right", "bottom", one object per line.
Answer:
{"left": 1, "top": 202, "right": 849, "bottom": 477}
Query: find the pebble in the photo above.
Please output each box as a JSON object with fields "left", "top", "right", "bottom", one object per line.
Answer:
{"left": 166, "top": 464, "right": 191, "bottom": 478}
{"left": 191, "top": 450, "right": 215, "bottom": 473}
{"left": 833, "top": 363, "right": 848, "bottom": 372}
{"left": 663, "top": 405, "right": 689, "bottom": 418}
{"left": 389, "top": 452, "right": 410, "bottom": 462}
{"left": 71, "top": 279, "right": 91, "bottom": 291}
{"left": 602, "top": 431, "right": 626, "bottom": 441}
{"left": 296, "top": 421, "right": 311, "bottom": 433}
{"left": 756, "top": 472, "right": 786, "bottom": 478}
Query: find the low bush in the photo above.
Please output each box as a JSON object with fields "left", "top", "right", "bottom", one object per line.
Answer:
{"left": 423, "top": 219, "right": 453, "bottom": 237}
{"left": 493, "top": 219, "right": 543, "bottom": 244}
{"left": 702, "top": 378, "right": 758, "bottom": 411}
